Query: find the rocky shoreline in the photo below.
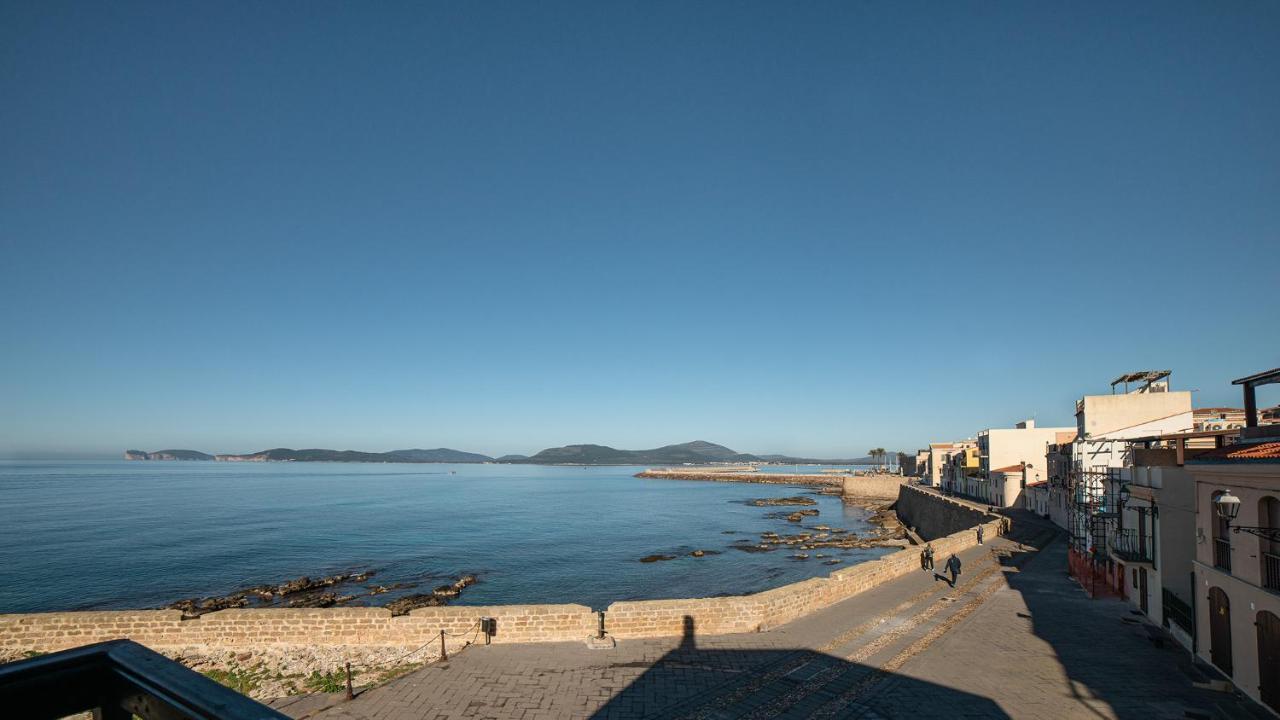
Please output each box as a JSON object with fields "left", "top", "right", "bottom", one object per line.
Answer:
{"left": 167, "top": 571, "right": 479, "bottom": 617}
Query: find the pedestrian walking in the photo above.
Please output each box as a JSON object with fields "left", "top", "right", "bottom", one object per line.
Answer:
{"left": 976, "top": 525, "right": 984, "bottom": 545}
{"left": 924, "top": 543, "right": 935, "bottom": 571}
{"left": 945, "top": 553, "right": 961, "bottom": 587}
{"left": 920, "top": 547, "right": 928, "bottom": 571}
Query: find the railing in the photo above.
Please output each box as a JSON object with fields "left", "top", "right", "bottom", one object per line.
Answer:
{"left": 1213, "top": 538, "right": 1232, "bottom": 572}
{"left": 1112, "top": 529, "right": 1153, "bottom": 563}
{"left": 0, "top": 639, "right": 287, "bottom": 719}
{"left": 1162, "top": 588, "right": 1194, "bottom": 635}
{"left": 1265, "top": 552, "right": 1280, "bottom": 592}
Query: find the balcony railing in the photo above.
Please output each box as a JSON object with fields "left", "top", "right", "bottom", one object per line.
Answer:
{"left": 1213, "top": 538, "right": 1232, "bottom": 572}
{"left": 1265, "top": 552, "right": 1280, "bottom": 592}
{"left": 0, "top": 639, "right": 287, "bottom": 719}
{"left": 1162, "top": 588, "right": 1194, "bottom": 635}
{"left": 1111, "top": 529, "right": 1153, "bottom": 563}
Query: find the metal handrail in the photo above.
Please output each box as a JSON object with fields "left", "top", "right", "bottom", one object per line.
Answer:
{"left": 0, "top": 640, "right": 287, "bottom": 719}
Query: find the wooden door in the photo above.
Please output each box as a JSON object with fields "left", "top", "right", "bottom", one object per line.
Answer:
{"left": 1139, "top": 568, "right": 1148, "bottom": 615}
{"left": 1209, "top": 587, "right": 1232, "bottom": 676}
{"left": 1259, "top": 610, "right": 1280, "bottom": 714}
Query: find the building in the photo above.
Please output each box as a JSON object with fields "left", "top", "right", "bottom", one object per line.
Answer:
{"left": 1195, "top": 407, "right": 1247, "bottom": 432}
{"left": 1024, "top": 480, "right": 1049, "bottom": 517}
{"left": 974, "top": 420, "right": 1074, "bottom": 507}
{"left": 1067, "top": 371, "right": 1193, "bottom": 557}
{"left": 926, "top": 441, "right": 972, "bottom": 488}
{"left": 945, "top": 444, "right": 980, "bottom": 497}
{"left": 1187, "top": 367, "right": 1280, "bottom": 714}
{"left": 1044, "top": 431, "right": 1077, "bottom": 530}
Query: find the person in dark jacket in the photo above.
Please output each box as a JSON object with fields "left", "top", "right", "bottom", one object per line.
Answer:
{"left": 977, "top": 525, "right": 985, "bottom": 545}
{"left": 924, "top": 543, "right": 935, "bottom": 571}
{"left": 945, "top": 553, "right": 962, "bottom": 587}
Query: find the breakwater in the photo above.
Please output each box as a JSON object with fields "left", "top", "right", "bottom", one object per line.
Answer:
{"left": 635, "top": 469, "right": 844, "bottom": 485}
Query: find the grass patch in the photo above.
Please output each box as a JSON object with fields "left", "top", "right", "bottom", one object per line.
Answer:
{"left": 304, "top": 668, "right": 350, "bottom": 694}
{"left": 375, "top": 662, "right": 424, "bottom": 684}
{"left": 203, "top": 665, "right": 264, "bottom": 695}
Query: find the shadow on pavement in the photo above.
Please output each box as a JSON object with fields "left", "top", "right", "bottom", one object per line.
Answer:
{"left": 992, "top": 512, "right": 1263, "bottom": 720}
{"left": 589, "top": 615, "right": 1008, "bottom": 720}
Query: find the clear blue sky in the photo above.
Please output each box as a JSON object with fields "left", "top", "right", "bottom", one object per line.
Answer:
{"left": 2, "top": 2, "right": 1278, "bottom": 459}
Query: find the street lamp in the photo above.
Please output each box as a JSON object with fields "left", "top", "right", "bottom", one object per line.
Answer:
{"left": 1118, "top": 484, "right": 1131, "bottom": 507}
{"left": 1215, "top": 490, "right": 1280, "bottom": 541}
{"left": 1214, "top": 491, "right": 1241, "bottom": 521}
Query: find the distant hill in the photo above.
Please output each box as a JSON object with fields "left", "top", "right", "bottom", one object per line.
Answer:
{"left": 128, "top": 447, "right": 493, "bottom": 463}
{"left": 388, "top": 448, "right": 493, "bottom": 463}
{"left": 503, "top": 440, "right": 876, "bottom": 466}
{"left": 124, "top": 442, "right": 889, "bottom": 466}
{"left": 124, "top": 449, "right": 214, "bottom": 461}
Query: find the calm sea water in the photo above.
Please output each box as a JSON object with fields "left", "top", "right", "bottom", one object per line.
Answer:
{"left": 0, "top": 461, "right": 889, "bottom": 613}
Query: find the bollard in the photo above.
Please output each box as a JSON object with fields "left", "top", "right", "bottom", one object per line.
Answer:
{"left": 597, "top": 610, "right": 606, "bottom": 640}
{"left": 440, "top": 629, "right": 447, "bottom": 661}
{"left": 344, "top": 662, "right": 353, "bottom": 700}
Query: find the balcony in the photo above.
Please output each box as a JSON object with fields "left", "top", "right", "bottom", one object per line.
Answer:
{"left": 1213, "top": 538, "right": 1232, "bottom": 572}
{"left": 1111, "top": 529, "right": 1153, "bottom": 563}
{"left": 0, "top": 639, "right": 286, "bottom": 719}
{"left": 1265, "top": 552, "right": 1280, "bottom": 592}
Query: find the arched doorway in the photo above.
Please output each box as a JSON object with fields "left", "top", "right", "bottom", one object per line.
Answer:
{"left": 1259, "top": 610, "right": 1280, "bottom": 713}
{"left": 1209, "top": 587, "right": 1231, "bottom": 676}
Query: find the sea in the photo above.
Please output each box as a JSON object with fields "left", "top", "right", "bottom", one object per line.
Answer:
{"left": 0, "top": 460, "right": 890, "bottom": 613}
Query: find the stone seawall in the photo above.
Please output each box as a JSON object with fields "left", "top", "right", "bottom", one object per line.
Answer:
{"left": 0, "top": 604, "right": 597, "bottom": 661}
{"left": 603, "top": 513, "right": 1003, "bottom": 638}
{"left": 894, "top": 484, "right": 996, "bottom": 541}
{"left": 636, "top": 469, "right": 842, "bottom": 485}
{"left": 840, "top": 474, "right": 907, "bottom": 500}
{"left": 0, "top": 500, "right": 1004, "bottom": 658}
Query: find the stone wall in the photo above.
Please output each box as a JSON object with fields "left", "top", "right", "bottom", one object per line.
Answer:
{"left": 0, "top": 604, "right": 597, "bottom": 660}
{"left": 840, "top": 474, "right": 907, "bottom": 500}
{"left": 894, "top": 484, "right": 995, "bottom": 541}
{"left": 602, "top": 514, "right": 1003, "bottom": 639}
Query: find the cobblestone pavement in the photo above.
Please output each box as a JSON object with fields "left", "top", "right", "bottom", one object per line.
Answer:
{"left": 295, "top": 519, "right": 1257, "bottom": 720}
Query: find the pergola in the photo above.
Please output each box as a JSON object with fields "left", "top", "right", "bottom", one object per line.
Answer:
{"left": 1233, "top": 367, "right": 1280, "bottom": 428}
{"left": 1110, "top": 370, "right": 1171, "bottom": 394}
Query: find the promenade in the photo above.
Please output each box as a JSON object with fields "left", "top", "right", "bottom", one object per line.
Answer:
{"left": 274, "top": 517, "right": 1257, "bottom": 720}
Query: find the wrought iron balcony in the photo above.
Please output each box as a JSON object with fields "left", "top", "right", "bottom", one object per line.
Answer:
{"left": 1265, "top": 552, "right": 1280, "bottom": 592}
{"left": 0, "top": 639, "right": 287, "bottom": 719}
{"left": 1213, "top": 537, "right": 1232, "bottom": 572}
{"left": 1111, "top": 529, "right": 1153, "bottom": 563}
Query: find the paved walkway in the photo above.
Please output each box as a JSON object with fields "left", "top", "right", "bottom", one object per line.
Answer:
{"left": 281, "top": 519, "right": 1258, "bottom": 720}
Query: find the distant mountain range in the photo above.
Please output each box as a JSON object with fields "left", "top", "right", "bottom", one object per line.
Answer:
{"left": 505, "top": 440, "right": 881, "bottom": 466}
{"left": 124, "top": 441, "right": 886, "bottom": 466}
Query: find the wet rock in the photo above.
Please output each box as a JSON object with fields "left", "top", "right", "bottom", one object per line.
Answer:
{"left": 386, "top": 594, "right": 443, "bottom": 616}
{"left": 790, "top": 553, "right": 809, "bottom": 560}
{"left": 731, "top": 542, "right": 777, "bottom": 553}
{"left": 433, "top": 585, "right": 461, "bottom": 599}
{"left": 689, "top": 550, "right": 720, "bottom": 558}
{"left": 639, "top": 554, "right": 677, "bottom": 563}
{"left": 288, "top": 592, "right": 338, "bottom": 608}
{"left": 824, "top": 559, "right": 842, "bottom": 565}
{"left": 749, "top": 496, "right": 817, "bottom": 507}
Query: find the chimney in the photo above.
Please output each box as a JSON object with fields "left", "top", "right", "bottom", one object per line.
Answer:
{"left": 1016, "top": 419, "right": 1035, "bottom": 429}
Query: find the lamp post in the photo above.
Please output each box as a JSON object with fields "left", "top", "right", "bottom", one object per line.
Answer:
{"left": 1215, "top": 490, "right": 1280, "bottom": 541}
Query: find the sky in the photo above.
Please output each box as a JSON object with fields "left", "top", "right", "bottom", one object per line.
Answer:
{"left": 2, "top": 2, "right": 1278, "bottom": 459}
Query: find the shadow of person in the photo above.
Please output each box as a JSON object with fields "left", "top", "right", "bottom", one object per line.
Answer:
{"left": 589, "top": 614, "right": 1008, "bottom": 719}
